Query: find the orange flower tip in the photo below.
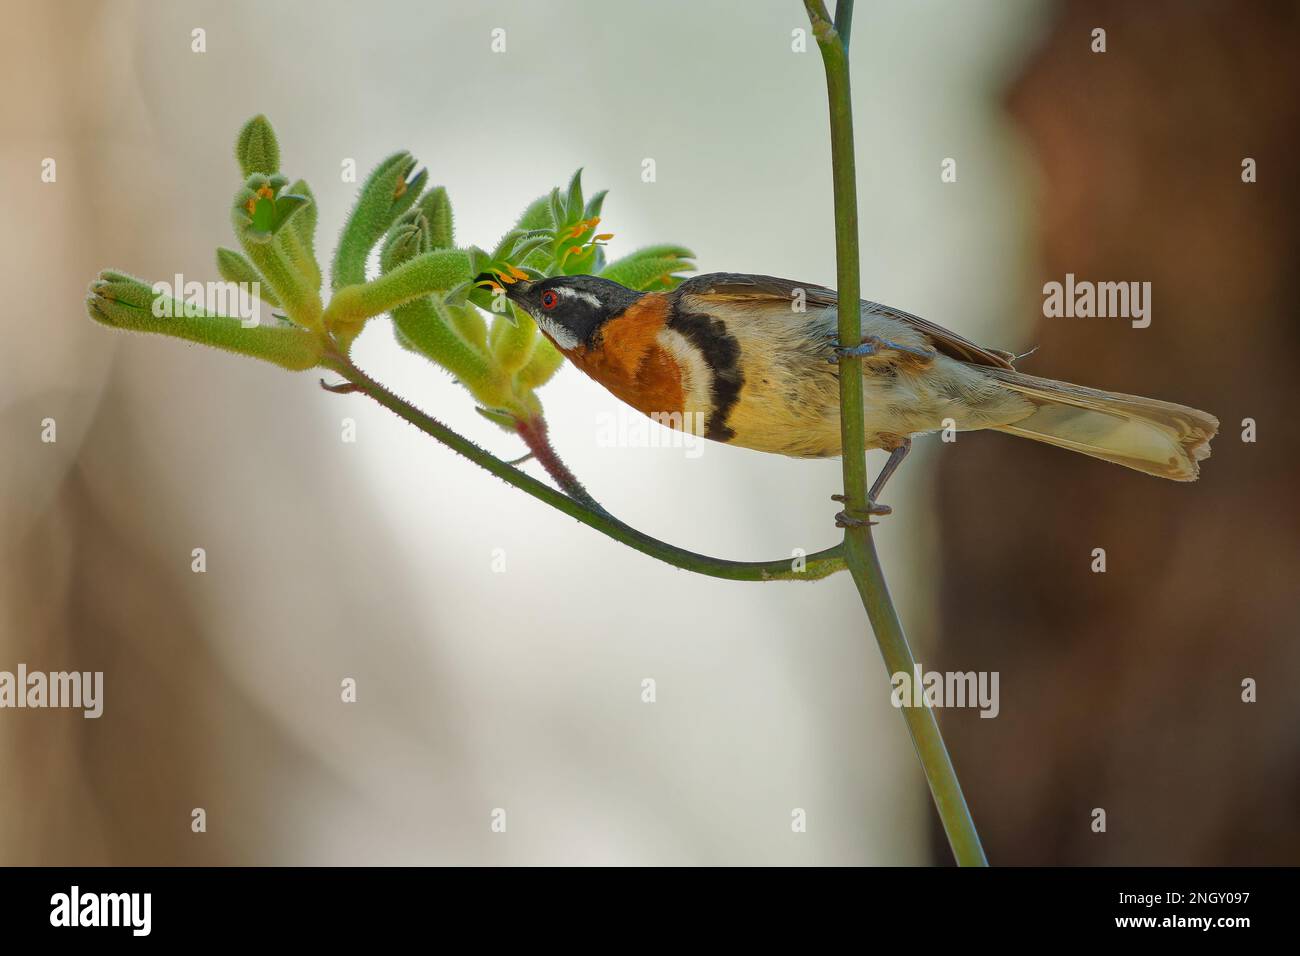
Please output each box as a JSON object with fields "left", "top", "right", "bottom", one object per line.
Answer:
{"left": 256, "top": 185, "right": 275, "bottom": 200}
{"left": 393, "top": 177, "right": 407, "bottom": 200}
{"left": 594, "top": 233, "right": 613, "bottom": 242}
{"left": 244, "top": 197, "right": 257, "bottom": 215}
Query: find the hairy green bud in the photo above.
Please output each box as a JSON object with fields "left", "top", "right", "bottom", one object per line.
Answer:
{"left": 235, "top": 114, "right": 281, "bottom": 177}
{"left": 86, "top": 270, "right": 320, "bottom": 371}
{"left": 332, "top": 152, "right": 427, "bottom": 290}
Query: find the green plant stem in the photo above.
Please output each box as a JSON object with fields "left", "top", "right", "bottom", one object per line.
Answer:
{"left": 833, "top": 0, "right": 854, "bottom": 51}
{"left": 805, "top": 0, "right": 987, "bottom": 866}
{"left": 321, "top": 354, "right": 845, "bottom": 582}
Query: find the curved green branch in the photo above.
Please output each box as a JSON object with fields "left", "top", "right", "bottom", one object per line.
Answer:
{"left": 322, "top": 355, "right": 845, "bottom": 582}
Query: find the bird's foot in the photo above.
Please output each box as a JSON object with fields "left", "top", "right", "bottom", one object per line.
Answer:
{"left": 826, "top": 335, "right": 934, "bottom": 363}
{"left": 828, "top": 336, "right": 884, "bottom": 363}
{"left": 831, "top": 493, "right": 892, "bottom": 527}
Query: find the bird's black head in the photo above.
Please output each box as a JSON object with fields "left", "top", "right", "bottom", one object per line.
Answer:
{"left": 485, "top": 274, "right": 643, "bottom": 351}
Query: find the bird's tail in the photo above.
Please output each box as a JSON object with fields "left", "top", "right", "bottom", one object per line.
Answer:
{"left": 986, "top": 368, "right": 1218, "bottom": 481}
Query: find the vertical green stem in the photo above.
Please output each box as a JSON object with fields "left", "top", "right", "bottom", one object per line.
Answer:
{"left": 805, "top": 0, "right": 987, "bottom": 866}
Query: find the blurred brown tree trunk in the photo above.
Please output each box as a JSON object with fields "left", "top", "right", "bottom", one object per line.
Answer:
{"left": 933, "top": 0, "right": 1300, "bottom": 864}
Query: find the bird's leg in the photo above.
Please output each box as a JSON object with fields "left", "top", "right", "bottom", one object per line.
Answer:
{"left": 868, "top": 435, "right": 912, "bottom": 504}
{"left": 827, "top": 335, "right": 935, "bottom": 363}
{"left": 830, "top": 435, "right": 912, "bottom": 525}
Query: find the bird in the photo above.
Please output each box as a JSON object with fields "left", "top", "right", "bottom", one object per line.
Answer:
{"left": 488, "top": 271, "right": 1218, "bottom": 515}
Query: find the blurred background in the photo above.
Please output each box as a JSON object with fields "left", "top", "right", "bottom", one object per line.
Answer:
{"left": 0, "top": 0, "right": 1294, "bottom": 865}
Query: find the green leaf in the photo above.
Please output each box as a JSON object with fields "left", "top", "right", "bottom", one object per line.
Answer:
{"left": 235, "top": 115, "right": 280, "bottom": 177}
{"left": 547, "top": 188, "right": 567, "bottom": 231}
{"left": 492, "top": 230, "right": 522, "bottom": 262}
{"left": 465, "top": 245, "right": 493, "bottom": 280}
{"left": 583, "top": 189, "right": 608, "bottom": 221}
{"left": 251, "top": 195, "right": 275, "bottom": 234}
{"left": 564, "top": 168, "right": 584, "bottom": 219}
{"left": 474, "top": 405, "right": 518, "bottom": 430}
{"left": 247, "top": 193, "right": 309, "bottom": 243}
{"left": 465, "top": 285, "right": 502, "bottom": 318}
{"left": 509, "top": 233, "right": 552, "bottom": 262}
{"left": 515, "top": 193, "right": 555, "bottom": 231}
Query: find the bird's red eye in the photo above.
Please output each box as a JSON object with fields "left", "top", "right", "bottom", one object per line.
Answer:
{"left": 540, "top": 289, "right": 560, "bottom": 310}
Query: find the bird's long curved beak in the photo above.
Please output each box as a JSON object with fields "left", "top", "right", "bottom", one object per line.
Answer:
{"left": 473, "top": 273, "right": 533, "bottom": 300}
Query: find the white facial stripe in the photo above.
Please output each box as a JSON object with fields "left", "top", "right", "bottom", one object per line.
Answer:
{"left": 535, "top": 312, "right": 580, "bottom": 351}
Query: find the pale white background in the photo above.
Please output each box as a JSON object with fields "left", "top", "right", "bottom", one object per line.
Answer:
{"left": 1, "top": 0, "right": 1044, "bottom": 864}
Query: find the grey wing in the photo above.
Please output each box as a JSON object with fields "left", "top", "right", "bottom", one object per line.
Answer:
{"left": 860, "top": 300, "right": 1016, "bottom": 369}
{"left": 675, "top": 272, "right": 1016, "bottom": 370}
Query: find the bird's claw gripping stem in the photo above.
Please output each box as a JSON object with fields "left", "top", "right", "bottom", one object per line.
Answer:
{"left": 827, "top": 335, "right": 935, "bottom": 363}
{"left": 832, "top": 493, "right": 892, "bottom": 527}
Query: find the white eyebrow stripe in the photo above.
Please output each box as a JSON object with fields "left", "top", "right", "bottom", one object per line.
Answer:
{"left": 555, "top": 286, "right": 601, "bottom": 309}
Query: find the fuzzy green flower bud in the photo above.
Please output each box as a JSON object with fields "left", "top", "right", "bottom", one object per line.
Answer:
{"left": 380, "top": 210, "right": 431, "bottom": 275}
{"left": 419, "top": 187, "right": 454, "bottom": 250}
{"left": 235, "top": 114, "right": 280, "bottom": 177}
{"left": 331, "top": 152, "right": 428, "bottom": 290}
{"left": 516, "top": 337, "right": 565, "bottom": 390}
{"left": 490, "top": 309, "right": 537, "bottom": 375}
{"left": 285, "top": 178, "right": 318, "bottom": 265}
{"left": 232, "top": 176, "right": 322, "bottom": 328}
{"left": 599, "top": 244, "right": 696, "bottom": 291}
{"left": 325, "top": 248, "right": 471, "bottom": 328}
{"left": 86, "top": 270, "right": 321, "bottom": 371}
{"left": 216, "top": 247, "right": 281, "bottom": 308}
